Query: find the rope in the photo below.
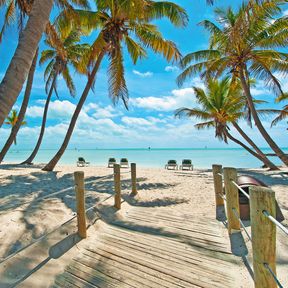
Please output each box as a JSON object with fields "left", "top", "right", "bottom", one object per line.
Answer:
{"left": 0, "top": 215, "right": 77, "bottom": 265}
{"left": 217, "top": 173, "right": 223, "bottom": 177}
{"left": 264, "top": 263, "right": 284, "bottom": 288}
{"left": 232, "top": 208, "right": 252, "bottom": 241}
{"left": 85, "top": 195, "right": 114, "bottom": 214}
{"left": 0, "top": 174, "right": 114, "bottom": 214}
{"left": 0, "top": 191, "right": 114, "bottom": 265}
{"left": 219, "top": 194, "right": 226, "bottom": 201}
{"left": 231, "top": 180, "right": 250, "bottom": 199}
{"left": 263, "top": 210, "right": 288, "bottom": 237}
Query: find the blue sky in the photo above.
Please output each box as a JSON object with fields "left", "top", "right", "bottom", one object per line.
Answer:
{"left": 0, "top": 0, "right": 287, "bottom": 149}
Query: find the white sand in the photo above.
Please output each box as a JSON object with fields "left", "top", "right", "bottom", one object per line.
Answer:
{"left": 0, "top": 164, "right": 287, "bottom": 286}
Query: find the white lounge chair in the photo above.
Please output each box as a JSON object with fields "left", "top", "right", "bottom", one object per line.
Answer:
{"left": 180, "top": 159, "right": 193, "bottom": 170}
{"left": 108, "top": 158, "right": 117, "bottom": 168}
{"left": 165, "top": 160, "right": 178, "bottom": 170}
{"left": 120, "top": 158, "right": 129, "bottom": 168}
{"left": 77, "top": 157, "right": 90, "bottom": 167}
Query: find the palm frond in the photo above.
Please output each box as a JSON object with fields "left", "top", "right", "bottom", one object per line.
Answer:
{"left": 108, "top": 48, "right": 129, "bottom": 109}
{"left": 145, "top": 1, "right": 188, "bottom": 27}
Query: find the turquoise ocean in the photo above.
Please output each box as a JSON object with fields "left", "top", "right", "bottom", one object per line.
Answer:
{"left": 3, "top": 148, "right": 287, "bottom": 169}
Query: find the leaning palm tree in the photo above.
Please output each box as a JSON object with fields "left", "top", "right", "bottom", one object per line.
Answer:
{"left": 0, "top": 0, "right": 53, "bottom": 127}
{"left": 22, "top": 28, "right": 89, "bottom": 165}
{"left": 177, "top": 1, "right": 288, "bottom": 166}
{"left": 175, "top": 77, "right": 279, "bottom": 170}
{"left": 0, "top": 0, "right": 90, "bottom": 127}
{"left": 42, "top": 0, "right": 187, "bottom": 171}
{"left": 5, "top": 110, "right": 27, "bottom": 145}
{"left": 0, "top": 48, "right": 38, "bottom": 163}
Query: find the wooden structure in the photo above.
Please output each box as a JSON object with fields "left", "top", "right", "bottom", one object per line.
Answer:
{"left": 113, "top": 164, "right": 121, "bottom": 209}
{"left": 213, "top": 165, "right": 282, "bottom": 288}
{"left": 74, "top": 171, "right": 87, "bottom": 238}
{"left": 131, "top": 163, "right": 137, "bottom": 195}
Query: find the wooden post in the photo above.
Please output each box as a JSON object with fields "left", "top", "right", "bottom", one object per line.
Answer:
{"left": 74, "top": 171, "right": 87, "bottom": 238}
{"left": 114, "top": 164, "right": 121, "bottom": 209}
{"left": 250, "top": 186, "right": 277, "bottom": 288}
{"left": 212, "top": 164, "right": 224, "bottom": 207}
{"left": 131, "top": 163, "right": 137, "bottom": 196}
{"left": 223, "top": 167, "right": 241, "bottom": 234}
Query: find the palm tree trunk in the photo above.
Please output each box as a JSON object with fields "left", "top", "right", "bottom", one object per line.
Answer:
{"left": 232, "top": 121, "right": 279, "bottom": 170}
{"left": 0, "top": 48, "right": 38, "bottom": 163}
{"left": 21, "top": 74, "right": 56, "bottom": 165}
{"left": 42, "top": 52, "right": 105, "bottom": 171}
{"left": 239, "top": 68, "right": 288, "bottom": 166}
{"left": 0, "top": 0, "right": 53, "bottom": 127}
{"left": 225, "top": 130, "right": 272, "bottom": 166}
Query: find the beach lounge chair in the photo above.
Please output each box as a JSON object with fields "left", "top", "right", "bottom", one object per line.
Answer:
{"left": 108, "top": 158, "right": 117, "bottom": 168}
{"left": 120, "top": 158, "right": 129, "bottom": 168}
{"left": 165, "top": 160, "right": 178, "bottom": 170}
{"left": 77, "top": 157, "right": 90, "bottom": 167}
{"left": 180, "top": 159, "right": 193, "bottom": 170}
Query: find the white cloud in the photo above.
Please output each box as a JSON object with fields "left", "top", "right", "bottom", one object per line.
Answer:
{"left": 133, "top": 70, "right": 153, "bottom": 78}
{"left": 26, "top": 100, "right": 76, "bottom": 119}
{"left": 121, "top": 116, "right": 154, "bottom": 126}
{"left": 131, "top": 87, "right": 196, "bottom": 111}
{"left": 165, "top": 66, "right": 179, "bottom": 72}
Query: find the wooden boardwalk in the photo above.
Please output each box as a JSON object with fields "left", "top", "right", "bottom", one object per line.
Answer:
{"left": 51, "top": 206, "right": 246, "bottom": 288}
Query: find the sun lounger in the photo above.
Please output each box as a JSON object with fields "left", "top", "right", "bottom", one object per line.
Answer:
{"left": 108, "top": 158, "right": 117, "bottom": 168}
{"left": 165, "top": 160, "right": 178, "bottom": 170}
{"left": 77, "top": 157, "right": 90, "bottom": 167}
{"left": 120, "top": 158, "right": 129, "bottom": 168}
{"left": 180, "top": 159, "right": 193, "bottom": 170}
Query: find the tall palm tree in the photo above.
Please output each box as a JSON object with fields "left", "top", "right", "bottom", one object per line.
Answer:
{"left": 0, "top": 48, "right": 38, "bottom": 162}
{"left": 0, "top": 0, "right": 53, "bottom": 127}
{"left": 0, "top": 0, "right": 90, "bottom": 42}
{"left": 175, "top": 77, "right": 279, "bottom": 170}
{"left": 21, "top": 28, "right": 89, "bottom": 164}
{"left": 177, "top": 1, "right": 288, "bottom": 166}
{"left": 0, "top": 0, "right": 90, "bottom": 127}
{"left": 5, "top": 109, "right": 27, "bottom": 145}
{"left": 42, "top": 0, "right": 187, "bottom": 171}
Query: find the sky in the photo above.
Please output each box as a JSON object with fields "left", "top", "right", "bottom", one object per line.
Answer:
{"left": 0, "top": 0, "right": 287, "bottom": 149}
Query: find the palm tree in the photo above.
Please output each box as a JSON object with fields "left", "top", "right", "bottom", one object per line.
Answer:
{"left": 177, "top": 1, "right": 288, "bottom": 166}
{"left": 42, "top": 0, "right": 187, "bottom": 171}
{"left": 175, "top": 77, "right": 279, "bottom": 170}
{"left": 21, "top": 28, "right": 89, "bottom": 165}
{"left": 0, "top": 0, "right": 53, "bottom": 127}
{"left": 0, "top": 49, "right": 38, "bottom": 162}
{"left": 0, "top": 0, "right": 90, "bottom": 42}
{"left": 0, "top": 0, "right": 90, "bottom": 127}
{"left": 5, "top": 110, "right": 27, "bottom": 145}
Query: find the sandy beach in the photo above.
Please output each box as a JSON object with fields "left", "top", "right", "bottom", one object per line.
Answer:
{"left": 0, "top": 164, "right": 287, "bottom": 287}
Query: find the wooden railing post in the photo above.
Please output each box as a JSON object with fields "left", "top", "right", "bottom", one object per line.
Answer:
{"left": 114, "top": 164, "right": 121, "bottom": 209}
{"left": 223, "top": 167, "right": 241, "bottom": 234}
{"left": 74, "top": 171, "right": 87, "bottom": 239}
{"left": 131, "top": 163, "right": 137, "bottom": 196}
{"left": 250, "top": 186, "right": 277, "bottom": 288}
{"left": 212, "top": 164, "right": 224, "bottom": 207}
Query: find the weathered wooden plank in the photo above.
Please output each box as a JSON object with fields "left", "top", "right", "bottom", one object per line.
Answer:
{"left": 74, "top": 253, "right": 180, "bottom": 288}
{"left": 82, "top": 248, "right": 195, "bottom": 288}
{"left": 109, "top": 220, "right": 228, "bottom": 253}
{"left": 84, "top": 244, "right": 229, "bottom": 288}
{"left": 72, "top": 255, "right": 159, "bottom": 288}
{"left": 93, "top": 236, "right": 233, "bottom": 285}
{"left": 66, "top": 264, "right": 128, "bottom": 288}
{"left": 97, "top": 230, "right": 234, "bottom": 280}
{"left": 102, "top": 225, "right": 235, "bottom": 264}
